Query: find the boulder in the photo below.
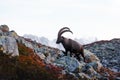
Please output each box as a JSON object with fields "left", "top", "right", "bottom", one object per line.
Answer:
{"left": 8, "top": 30, "right": 19, "bottom": 39}
{"left": 0, "top": 25, "right": 9, "bottom": 32}
{"left": 84, "top": 49, "right": 100, "bottom": 63}
{"left": 0, "top": 30, "right": 3, "bottom": 36}
{"left": 21, "top": 38, "right": 33, "bottom": 49}
{"left": 0, "top": 36, "right": 19, "bottom": 56}
{"left": 54, "top": 56, "right": 85, "bottom": 72}
{"left": 35, "top": 46, "right": 60, "bottom": 64}
{"left": 37, "top": 52, "right": 46, "bottom": 60}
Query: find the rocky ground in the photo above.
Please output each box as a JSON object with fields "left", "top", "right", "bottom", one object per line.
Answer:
{"left": 84, "top": 39, "right": 120, "bottom": 72}
{"left": 0, "top": 24, "right": 120, "bottom": 80}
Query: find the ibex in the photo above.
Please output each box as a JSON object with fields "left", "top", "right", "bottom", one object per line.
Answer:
{"left": 56, "top": 27, "right": 85, "bottom": 62}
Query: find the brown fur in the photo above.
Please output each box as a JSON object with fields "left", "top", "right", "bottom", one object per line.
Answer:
{"left": 56, "top": 27, "right": 85, "bottom": 62}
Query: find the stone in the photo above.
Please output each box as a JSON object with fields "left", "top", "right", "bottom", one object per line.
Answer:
{"left": 0, "top": 30, "right": 3, "bottom": 36}
{"left": 0, "top": 36, "right": 19, "bottom": 56}
{"left": 54, "top": 56, "right": 85, "bottom": 72}
{"left": 8, "top": 31, "right": 19, "bottom": 39}
{"left": 84, "top": 39, "right": 120, "bottom": 72}
{"left": 86, "top": 62, "right": 102, "bottom": 72}
{"left": 0, "top": 25, "right": 9, "bottom": 32}
{"left": 77, "top": 73, "right": 91, "bottom": 80}
{"left": 37, "top": 52, "right": 46, "bottom": 60}
{"left": 84, "top": 49, "right": 100, "bottom": 63}
{"left": 82, "top": 64, "right": 99, "bottom": 79}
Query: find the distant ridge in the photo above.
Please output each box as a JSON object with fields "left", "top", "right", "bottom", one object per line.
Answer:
{"left": 23, "top": 34, "right": 98, "bottom": 50}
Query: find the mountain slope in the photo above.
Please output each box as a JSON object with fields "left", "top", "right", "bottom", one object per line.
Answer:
{"left": 0, "top": 25, "right": 120, "bottom": 80}
{"left": 84, "top": 38, "right": 120, "bottom": 72}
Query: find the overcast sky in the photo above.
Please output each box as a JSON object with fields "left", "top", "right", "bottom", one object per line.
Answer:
{"left": 0, "top": 0, "right": 120, "bottom": 40}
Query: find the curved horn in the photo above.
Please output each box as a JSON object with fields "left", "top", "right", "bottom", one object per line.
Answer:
{"left": 58, "top": 27, "right": 70, "bottom": 36}
{"left": 59, "top": 29, "right": 73, "bottom": 37}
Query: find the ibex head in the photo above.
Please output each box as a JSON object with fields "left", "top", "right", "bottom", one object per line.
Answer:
{"left": 56, "top": 27, "right": 73, "bottom": 44}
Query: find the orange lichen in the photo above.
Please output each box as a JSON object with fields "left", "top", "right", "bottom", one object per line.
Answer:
{"left": 98, "top": 67, "right": 120, "bottom": 80}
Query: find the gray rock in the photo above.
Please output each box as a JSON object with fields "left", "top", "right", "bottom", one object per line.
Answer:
{"left": 54, "top": 56, "right": 85, "bottom": 72}
{"left": 82, "top": 64, "right": 98, "bottom": 78}
{"left": 37, "top": 52, "right": 46, "bottom": 60}
{"left": 0, "top": 36, "right": 19, "bottom": 56}
{"left": 84, "top": 49, "right": 100, "bottom": 63}
{"left": 24, "top": 40, "right": 33, "bottom": 49}
{"left": 77, "top": 73, "right": 91, "bottom": 80}
{"left": 86, "top": 62, "right": 102, "bottom": 72}
{"left": 8, "top": 31, "right": 19, "bottom": 39}
{"left": 0, "top": 30, "right": 3, "bottom": 36}
{"left": 0, "top": 25, "right": 9, "bottom": 32}
{"left": 84, "top": 39, "right": 120, "bottom": 72}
